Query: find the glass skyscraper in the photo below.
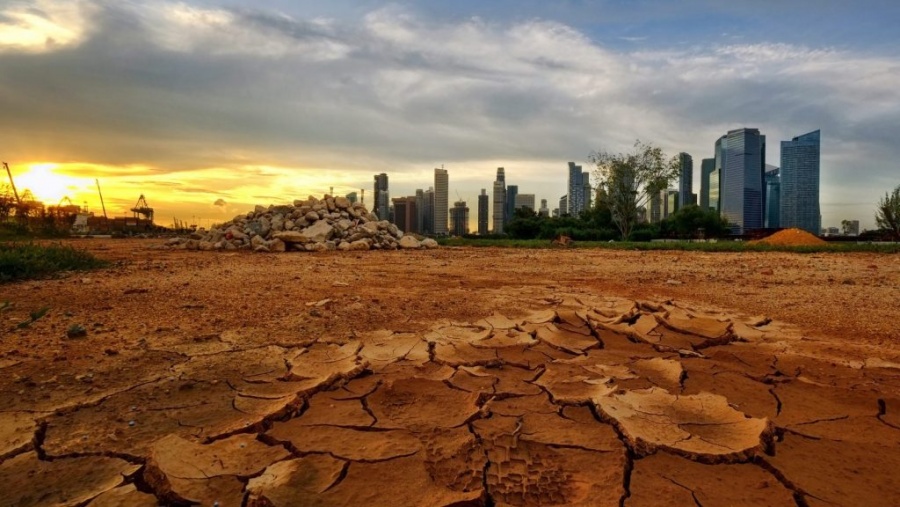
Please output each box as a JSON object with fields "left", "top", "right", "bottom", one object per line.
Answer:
{"left": 678, "top": 153, "right": 693, "bottom": 209}
{"left": 780, "top": 130, "right": 821, "bottom": 234}
{"left": 765, "top": 167, "right": 781, "bottom": 229}
{"left": 721, "top": 128, "right": 766, "bottom": 234}
{"left": 700, "top": 158, "right": 715, "bottom": 211}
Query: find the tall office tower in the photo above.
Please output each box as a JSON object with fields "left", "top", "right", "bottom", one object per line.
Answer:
{"left": 515, "top": 193, "right": 536, "bottom": 212}
{"left": 567, "top": 162, "right": 589, "bottom": 215}
{"left": 415, "top": 189, "right": 425, "bottom": 234}
{"left": 663, "top": 190, "right": 680, "bottom": 219}
{"left": 506, "top": 185, "right": 519, "bottom": 223}
{"left": 552, "top": 208, "right": 560, "bottom": 218}
{"left": 391, "top": 196, "right": 418, "bottom": 234}
{"left": 423, "top": 187, "right": 435, "bottom": 235}
{"left": 345, "top": 192, "right": 358, "bottom": 204}
{"left": 492, "top": 168, "right": 506, "bottom": 233}
{"left": 709, "top": 168, "right": 720, "bottom": 213}
{"left": 721, "top": 128, "right": 766, "bottom": 234}
{"left": 373, "top": 173, "right": 389, "bottom": 220}
{"left": 714, "top": 135, "right": 727, "bottom": 213}
{"left": 433, "top": 168, "right": 449, "bottom": 235}
{"left": 477, "top": 189, "right": 489, "bottom": 235}
{"left": 538, "top": 199, "right": 549, "bottom": 217}
{"left": 559, "top": 195, "right": 568, "bottom": 216}
{"left": 649, "top": 191, "right": 662, "bottom": 224}
{"left": 450, "top": 200, "right": 469, "bottom": 236}
{"left": 678, "top": 153, "right": 694, "bottom": 208}
{"left": 780, "top": 130, "right": 821, "bottom": 234}
{"left": 699, "top": 158, "right": 715, "bottom": 211}
{"left": 765, "top": 167, "right": 781, "bottom": 229}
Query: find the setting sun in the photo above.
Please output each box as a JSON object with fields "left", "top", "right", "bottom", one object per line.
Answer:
{"left": 12, "top": 164, "right": 88, "bottom": 204}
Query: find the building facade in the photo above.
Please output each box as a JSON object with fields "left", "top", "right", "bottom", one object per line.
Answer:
{"left": 505, "top": 185, "right": 519, "bottom": 223}
{"left": 780, "top": 130, "right": 821, "bottom": 235}
{"left": 422, "top": 188, "right": 435, "bottom": 235}
{"left": 559, "top": 195, "right": 568, "bottom": 216}
{"left": 373, "top": 173, "right": 389, "bottom": 220}
{"left": 492, "top": 168, "right": 506, "bottom": 234}
{"left": 477, "top": 189, "right": 489, "bottom": 235}
{"left": 699, "top": 158, "right": 714, "bottom": 211}
{"left": 391, "top": 196, "right": 418, "bottom": 234}
{"left": 678, "top": 153, "right": 694, "bottom": 209}
{"left": 709, "top": 168, "right": 720, "bottom": 213}
{"left": 567, "top": 162, "right": 590, "bottom": 215}
{"left": 433, "top": 168, "right": 449, "bottom": 235}
{"left": 450, "top": 200, "right": 469, "bottom": 236}
{"left": 515, "top": 193, "right": 536, "bottom": 212}
{"left": 765, "top": 167, "right": 781, "bottom": 229}
{"left": 538, "top": 199, "right": 549, "bottom": 217}
{"left": 415, "top": 189, "right": 425, "bottom": 234}
{"left": 721, "top": 128, "right": 766, "bottom": 234}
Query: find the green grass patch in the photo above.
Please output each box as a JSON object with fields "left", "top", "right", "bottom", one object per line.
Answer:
{"left": 0, "top": 242, "right": 109, "bottom": 283}
{"left": 437, "top": 237, "right": 900, "bottom": 253}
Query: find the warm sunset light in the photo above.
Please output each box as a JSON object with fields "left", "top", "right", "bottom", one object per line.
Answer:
{"left": 13, "top": 164, "right": 90, "bottom": 204}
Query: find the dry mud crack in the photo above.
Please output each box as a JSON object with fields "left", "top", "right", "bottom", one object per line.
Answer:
{"left": 2, "top": 294, "right": 900, "bottom": 506}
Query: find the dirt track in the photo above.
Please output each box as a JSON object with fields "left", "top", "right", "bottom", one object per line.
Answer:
{"left": 1, "top": 239, "right": 899, "bottom": 506}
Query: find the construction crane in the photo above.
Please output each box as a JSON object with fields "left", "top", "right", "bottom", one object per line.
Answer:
{"left": 130, "top": 194, "right": 154, "bottom": 222}
{"left": 95, "top": 178, "right": 108, "bottom": 220}
{"left": 3, "top": 162, "right": 21, "bottom": 206}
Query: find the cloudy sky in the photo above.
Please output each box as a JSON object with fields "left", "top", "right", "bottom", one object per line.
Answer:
{"left": 1, "top": 0, "right": 898, "bottom": 230}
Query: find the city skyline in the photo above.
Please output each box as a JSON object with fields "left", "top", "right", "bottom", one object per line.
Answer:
{"left": 1, "top": 1, "right": 898, "bottom": 230}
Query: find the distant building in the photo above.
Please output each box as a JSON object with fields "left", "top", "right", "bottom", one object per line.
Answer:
{"left": 492, "top": 168, "right": 506, "bottom": 233}
{"left": 538, "top": 199, "right": 549, "bottom": 217}
{"left": 663, "top": 190, "right": 679, "bottom": 219}
{"left": 392, "top": 196, "right": 418, "bottom": 234}
{"left": 477, "top": 189, "right": 489, "bottom": 235}
{"left": 515, "top": 193, "right": 536, "bottom": 212}
{"left": 373, "top": 173, "right": 389, "bottom": 220}
{"left": 678, "top": 153, "right": 694, "bottom": 209}
{"left": 843, "top": 220, "right": 860, "bottom": 236}
{"left": 650, "top": 191, "right": 662, "bottom": 224}
{"left": 559, "top": 195, "right": 568, "bottom": 216}
{"left": 450, "top": 200, "right": 469, "bottom": 236}
{"left": 567, "top": 162, "right": 590, "bottom": 215}
{"left": 721, "top": 128, "right": 766, "bottom": 234}
{"left": 552, "top": 208, "right": 560, "bottom": 218}
{"left": 699, "top": 158, "right": 715, "bottom": 211}
{"left": 765, "top": 167, "right": 781, "bottom": 229}
{"left": 345, "top": 191, "right": 358, "bottom": 204}
{"left": 415, "top": 189, "right": 425, "bottom": 234}
{"left": 709, "top": 168, "right": 720, "bottom": 213}
{"left": 423, "top": 187, "right": 435, "bottom": 235}
{"left": 434, "top": 168, "right": 449, "bottom": 235}
{"left": 780, "top": 130, "right": 821, "bottom": 235}
{"left": 505, "top": 185, "right": 518, "bottom": 224}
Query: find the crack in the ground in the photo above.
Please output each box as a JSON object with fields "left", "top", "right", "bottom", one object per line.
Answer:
{"left": 753, "top": 457, "right": 815, "bottom": 507}
{"left": 659, "top": 474, "right": 703, "bottom": 507}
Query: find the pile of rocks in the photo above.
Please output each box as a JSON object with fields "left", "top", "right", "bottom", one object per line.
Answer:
{"left": 166, "top": 195, "right": 438, "bottom": 252}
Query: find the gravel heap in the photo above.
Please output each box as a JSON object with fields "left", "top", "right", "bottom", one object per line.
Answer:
{"left": 752, "top": 228, "right": 826, "bottom": 246}
{"left": 167, "top": 195, "right": 438, "bottom": 252}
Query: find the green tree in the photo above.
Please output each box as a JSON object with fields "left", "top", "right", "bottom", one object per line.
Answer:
{"left": 875, "top": 184, "right": 900, "bottom": 241}
{"left": 660, "top": 204, "right": 731, "bottom": 239}
{"left": 590, "top": 140, "right": 680, "bottom": 240}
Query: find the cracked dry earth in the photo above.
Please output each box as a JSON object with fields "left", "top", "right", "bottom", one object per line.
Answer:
{"left": 1, "top": 242, "right": 899, "bottom": 506}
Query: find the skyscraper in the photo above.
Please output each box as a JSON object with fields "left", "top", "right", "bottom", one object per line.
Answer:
{"left": 678, "top": 153, "right": 694, "bottom": 209}
{"left": 567, "top": 162, "right": 589, "bottom": 215}
{"left": 663, "top": 190, "right": 679, "bottom": 219}
{"left": 506, "top": 185, "right": 518, "bottom": 223}
{"left": 538, "top": 199, "right": 549, "bottom": 217}
{"left": 709, "top": 169, "right": 720, "bottom": 213}
{"left": 765, "top": 167, "right": 781, "bottom": 229}
{"left": 721, "top": 128, "right": 766, "bottom": 234}
{"left": 492, "top": 168, "right": 506, "bottom": 234}
{"left": 699, "top": 158, "right": 715, "bottom": 211}
{"left": 515, "top": 193, "right": 536, "bottom": 212}
{"left": 650, "top": 191, "right": 662, "bottom": 224}
{"left": 434, "top": 168, "right": 449, "bottom": 235}
{"left": 477, "top": 189, "right": 489, "bottom": 235}
{"left": 559, "top": 195, "right": 568, "bottom": 216}
{"left": 373, "top": 173, "right": 389, "bottom": 220}
{"left": 415, "top": 189, "right": 425, "bottom": 234}
{"left": 450, "top": 200, "right": 469, "bottom": 236}
{"left": 391, "top": 196, "right": 418, "bottom": 234}
{"left": 423, "top": 187, "right": 434, "bottom": 235}
{"left": 780, "top": 130, "right": 821, "bottom": 234}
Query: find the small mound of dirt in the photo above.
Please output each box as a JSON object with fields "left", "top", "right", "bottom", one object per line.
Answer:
{"left": 752, "top": 228, "right": 826, "bottom": 246}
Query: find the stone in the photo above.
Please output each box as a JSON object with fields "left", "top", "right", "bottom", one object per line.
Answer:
{"left": 304, "top": 211, "right": 319, "bottom": 222}
{"left": 349, "top": 239, "right": 370, "bottom": 251}
{"left": 421, "top": 238, "right": 438, "bottom": 248}
{"left": 247, "top": 455, "right": 346, "bottom": 506}
{"left": 268, "top": 238, "right": 286, "bottom": 252}
{"left": 0, "top": 412, "right": 36, "bottom": 460}
{"left": 301, "top": 220, "right": 334, "bottom": 243}
{"left": 334, "top": 196, "right": 351, "bottom": 209}
{"left": 273, "top": 230, "right": 307, "bottom": 243}
{"left": 399, "top": 235, "right": 421, "bottom": 249}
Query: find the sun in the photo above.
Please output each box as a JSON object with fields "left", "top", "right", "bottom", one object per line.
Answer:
{"left": 12, "top": 164, "right": 84, "bottom": 204}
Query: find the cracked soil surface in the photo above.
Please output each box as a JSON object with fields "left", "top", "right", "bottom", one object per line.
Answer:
{"left": 1, "top": 240, "right": 899, "bottom": 506}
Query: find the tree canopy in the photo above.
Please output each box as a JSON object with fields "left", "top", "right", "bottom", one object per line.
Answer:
{"left": 875, "top": 184, "right": 900, "bottom": 241}
{"left": 589, "top": 140, "right": 680, "bottom": 240}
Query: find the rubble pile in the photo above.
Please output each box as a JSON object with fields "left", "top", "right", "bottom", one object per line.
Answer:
{"left": 752, "top": 227, "right": 827, "bottom": 246}
{"left": 166, "top": 195, "right": 438, "bottom": 252}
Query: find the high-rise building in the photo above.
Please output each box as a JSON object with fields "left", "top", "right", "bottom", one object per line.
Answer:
{"left": 650, "top": 191, "right": 662, "bottom": 224}
{"left": 780, "top": 130, "right": 821, "bottom": 235}
{"left": 415, "top": 189, "right": 425, "bottom": 234}
{"left": 506, "top": 185, "right": 518, "bottom": 223}
{"left": 678, "top": 153, "right": 694, "bottom": 209}
{"left": 559, "top": 195, "right": 568, "bottom": 216}
{"left": 662, "top": 190, "right": 679, "bottom": 219}
{"left": 477, "top": 189, "right": 489, "bottom": 235}
{"left": 538, "top": 199, "right": 549, "bottom": 217}
{"left": 567, "top": 162, "right": 590, "bottom": 215}
{"left": 699, "top": 158, "right": 715, "bottom": 211}
{"left": 765, "top": 167, "right": 781, "bottom": 229}
{"left": 434, "top": 168, "right": 449, "bottom": 235}
{"left": 515, "top": 193, "right": 536, "bottom": 212}
{"left": 423, "top": 187, "right": 435, "bottom": 235}
{"left": 450, "top": 200, "right": 469, "bottom": 236}
{"left": 709, "top": 168, "right": 720, "bottom": 213}
{"left": 721, "top": 128, "right": 766, "bottom": 234}
{"left": 492, "top": 168, "right": 506, "bottom": 234}
{"left": 391, "top": 196, "right": 418, "bottom": 234}
{"left": 373, "top": 173, "right": 389, "bottom": 220}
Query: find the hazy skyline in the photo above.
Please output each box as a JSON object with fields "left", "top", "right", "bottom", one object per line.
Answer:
{"left": 2, "top": 1, "right": 898, "bottom": 229}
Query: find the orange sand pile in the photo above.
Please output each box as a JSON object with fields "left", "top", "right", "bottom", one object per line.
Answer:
{"left": 753, "top": 228, "right": 826, "bottom": 246}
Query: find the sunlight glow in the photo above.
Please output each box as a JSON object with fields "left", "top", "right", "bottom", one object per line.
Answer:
{"left": 14, "top": 164, "right": 91, "bottom": 204}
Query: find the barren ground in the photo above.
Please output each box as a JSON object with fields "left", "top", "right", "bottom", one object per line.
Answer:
{"left": 1, "top": 239, "right": 899, "bottom": 506}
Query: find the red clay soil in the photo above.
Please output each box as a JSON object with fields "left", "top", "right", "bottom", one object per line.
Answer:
{"left": 1, "top": 239, "right": 899, "bottom": 506}
{"left": 752, "top": 227, "right": 827, "bottom": 246}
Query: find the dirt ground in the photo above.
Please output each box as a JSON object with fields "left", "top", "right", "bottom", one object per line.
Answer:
{"left": 1, "top": 239, "right": 899, "bottom": 506}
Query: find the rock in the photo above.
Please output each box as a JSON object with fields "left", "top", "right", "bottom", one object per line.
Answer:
{"left": 349, "top": 240, "right": 370, "bottom": 251}
{"left": 421, "top": 238, "right": 438, "bottom": 249}
{"left": 251, "top": 235, "right": 266, "bottom": 249}
{"left": 301, "top": 221, "right": 334, "bottom": 243}
{"left": 198, "top": 241, "right": 215, "bottom": 251}
{"left": 304, "top": 211, "right": 319, "bottom": 223}
{"left": 398, "top": 235, "right": 421, "bottom": 249}
{"left": 273, "top": 231, "right": 307, "bottom": 244}
{"left": 334, "top": 196, "right": 351, "bottom": 209}
{"left": 268, "top": 239, "right": 286, "bottom": 253}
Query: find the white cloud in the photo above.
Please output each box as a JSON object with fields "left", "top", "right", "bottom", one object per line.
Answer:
{"left": 0, "top": 0, "right": 94, "bottom": 53}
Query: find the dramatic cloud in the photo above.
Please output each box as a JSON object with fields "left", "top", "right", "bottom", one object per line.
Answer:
{"left": 0, "top": 1, "right": 897, "bottom": 228}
